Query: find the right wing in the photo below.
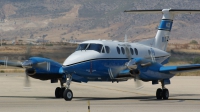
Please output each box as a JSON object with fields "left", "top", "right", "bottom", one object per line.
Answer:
{"left": 0, "top": 60, "right": 22, "bottom": 68}
{"left": 159, "top": 64, "right": 200, "bottom": 73}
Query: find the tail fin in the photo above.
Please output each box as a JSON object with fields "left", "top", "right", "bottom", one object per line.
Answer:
{"left": 125, "top": 9, "right": 200, "bottom": 51}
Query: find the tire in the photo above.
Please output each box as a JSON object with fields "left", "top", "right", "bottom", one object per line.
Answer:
{"left": 156, "top": 88, "right": 163, "bottom": 100}
{"left": 63, "top": 89, "right": 73, "bottom": 101}
{"left": 60, "top": 88, "right": 66, "bottom": 98}
{"left": 162, "top": 89, "right": 169, "bottom": 100}
{"left": 55, "top": 87, "right": 61, "bottom": 98}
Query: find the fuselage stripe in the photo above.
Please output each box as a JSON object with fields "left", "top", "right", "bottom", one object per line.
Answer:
{"left": 64, "top": 55, "right": 170, "bottom": 67}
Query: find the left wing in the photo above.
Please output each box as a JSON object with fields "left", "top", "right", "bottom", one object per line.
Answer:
{"left": 159, "top": 64, "right": 200, "bottom": 73}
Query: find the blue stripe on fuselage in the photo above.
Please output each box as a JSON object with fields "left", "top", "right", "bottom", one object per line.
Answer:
{"left": 62, "top": 57, "right": 172, "bottom": 81}
{"left": 63, "top": 59, "right": 128, "bottom": 79}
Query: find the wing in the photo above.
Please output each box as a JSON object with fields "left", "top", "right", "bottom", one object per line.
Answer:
{"left": 0, "top": 60, "right": 22, "bottom": 68}
{"left": 159, "top": 64, "right": 200, "bottom": 73}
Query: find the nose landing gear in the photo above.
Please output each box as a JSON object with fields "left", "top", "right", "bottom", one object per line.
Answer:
{"left": 63, "top": 74, "right": 73, "bottom": 101}
{"left": 54, "top": 75, "right": 73, "bottom": 101}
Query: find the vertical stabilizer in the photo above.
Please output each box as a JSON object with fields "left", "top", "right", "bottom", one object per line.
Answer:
{"left": 155, "top": 9, "right": 174, "bottom": 51}
{"left": 125, "top": 9, "right": 200, "bottom": 51}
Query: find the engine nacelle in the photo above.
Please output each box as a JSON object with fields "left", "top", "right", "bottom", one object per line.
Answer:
{"left": 116, "top": 69, "right": 140, "bottom": 78}
{"left": 26, "top": 68, "right": 36, "bottom": 76}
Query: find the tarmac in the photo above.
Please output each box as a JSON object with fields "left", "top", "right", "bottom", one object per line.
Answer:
{"left": 0, "top": 73, "right": 199, "bottom": 112}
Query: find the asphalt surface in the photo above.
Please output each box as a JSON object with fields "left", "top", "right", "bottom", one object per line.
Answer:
{"left": 0, "top": 73, "right": 199, "bottom": 112}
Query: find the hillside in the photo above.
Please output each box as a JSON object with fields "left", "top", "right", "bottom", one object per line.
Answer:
{"left": 0, "top": 0, "right": 200, "bottom": 43}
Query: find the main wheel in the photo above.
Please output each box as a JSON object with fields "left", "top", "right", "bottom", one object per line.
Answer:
{"left": 162, "top": 89, "right": 169, "bottom": 100}
{"left": 156, "top": 88, "right": 163, "bottom": 100}
{"left": 60, "top": 88, "right": 66, "bottom": 98}
{"left": 55, "top": 87, "right": 61, "bottom": 98}
{"left": 63, "top": 89, "right": 73, "bottom": 101}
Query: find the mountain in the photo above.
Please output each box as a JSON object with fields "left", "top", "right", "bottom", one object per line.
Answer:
{"left": 0, "top": 0, "right": 200, "bottom": 43}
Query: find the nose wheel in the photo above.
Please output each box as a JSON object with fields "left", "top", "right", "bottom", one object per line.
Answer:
{"left": 63, "top": 74, "right": 73, "bottom": 101}
{"left": 63, "top": 89, "right": 73, "bottom": 101}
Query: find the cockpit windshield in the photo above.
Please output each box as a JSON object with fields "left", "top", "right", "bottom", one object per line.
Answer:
{"left": 87, "top": 44, "right": 102, "bottom": 52}
{"left": 76, "top": 43, "right": 88, "bottom": 51}
{"left": 76, "top": 43, "right": 103, "bottom": 53}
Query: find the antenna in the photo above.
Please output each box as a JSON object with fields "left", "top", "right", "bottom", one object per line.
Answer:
{"left": 0, "top": 34, "right": 2, "bottom": 47}
{"left": 124, "top": 34, "right": 127, "bottom": 42}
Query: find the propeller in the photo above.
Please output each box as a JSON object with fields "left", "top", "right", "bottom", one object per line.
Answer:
{"left": 0, "top": 45, "right": 34, "bottom": 87}
{"left": 24, "top": 71, "right": 30, "bottom": 87}
{"left": 117, "top": 35, "right": 144, "bottom": 89}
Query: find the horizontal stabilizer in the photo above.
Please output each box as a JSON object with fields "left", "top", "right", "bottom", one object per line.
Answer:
{"left": 124, "top": 9, "right": 200, "bottom": 14}
{"left": 159, "top": 64, "right": 200, "bottom": 73}
{"left": 136, "top": 38, "right": 155, "bottom": 47}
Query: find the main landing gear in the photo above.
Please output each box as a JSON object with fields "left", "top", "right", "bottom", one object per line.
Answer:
{"left": 55, "top": 79, "right": 66, "bottom": 98}
{"left": 156, "top": 80, "right": 169, "bottom": 100}
{"left": 55, "top": 75, "right": 73, "bottom": 101}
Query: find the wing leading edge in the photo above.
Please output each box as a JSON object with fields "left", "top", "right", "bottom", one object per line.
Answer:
{"left": 159, "top": 64, "right": 200, "bottom": 73}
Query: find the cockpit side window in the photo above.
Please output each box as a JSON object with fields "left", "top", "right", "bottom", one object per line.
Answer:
{"left": 105, "top": 46, "right": 110, "bottom": 53}
{"left": 101, "top": 47, "right": 105, "bottom": 53}
{"left": 76, "top": 44, "right": 88, "bottom": 51}
{"left": 87, "top": 44, "right": 103, "bottom": 53}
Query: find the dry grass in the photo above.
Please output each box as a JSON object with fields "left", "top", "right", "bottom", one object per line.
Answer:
{"left": 0, "top": 69, "right": 25, "bottom": 73}
{"left": 175, "top": 71, "right": 200, "bottom": 76}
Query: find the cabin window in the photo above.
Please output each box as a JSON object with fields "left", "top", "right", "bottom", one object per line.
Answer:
{"left": 76, "top": 43, "right": 88, "bottom": 51}
{"left": 130, "top": 48, "right": 134, "bottom": 55}
{"left": 105, "top": 46, "right": 110, "bottom": 53}
{"left": 117, "top": 47, "right": 120, "bottom": 54}
{"left": 134, "top": 48, "right": 138, "bottom": 55}
{"left": 87, "top": 44, "right": 103, "bottom": 53}
{"left": 121, "top": 47, "right": 125, "bottom": 54}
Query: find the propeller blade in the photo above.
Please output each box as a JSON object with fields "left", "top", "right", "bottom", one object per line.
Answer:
{"left": 135, "top": 79, "right": 144, "bottom": 90}
{"left": 141, "top": 62, "right": 152, "bottom": 67}
{"left": 134, "top": 75, "right": 144, "bottom": 90}
{"left": 24, "top": 73, "right": 31, "bottom": 87}
{"left": 125, "top": 47, "right": 131, "bottom": 60}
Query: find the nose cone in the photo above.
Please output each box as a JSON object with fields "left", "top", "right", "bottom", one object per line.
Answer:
{"left": 63, "top": 54, "right": 80, "bottom": 65}
{"left": 63, "top": 51, "right": 100, "bottom": 66}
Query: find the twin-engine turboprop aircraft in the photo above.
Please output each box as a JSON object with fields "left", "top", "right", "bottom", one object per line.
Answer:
{"left": 1, "top": 9, "right": 200, "bottom": 101}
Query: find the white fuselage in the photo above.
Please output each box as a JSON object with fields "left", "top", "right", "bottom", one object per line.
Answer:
{"left": 63, "top": 40, "right": 170, "bottom": 66}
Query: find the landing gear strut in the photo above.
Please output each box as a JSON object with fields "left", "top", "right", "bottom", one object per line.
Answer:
{"left": 63, "top": 74, "right": 73, "bottom": 101}
{"left": 156, "top": 80, "right": 169, "bottom": 100}
{"left": 55, "top": 79, "right": 66, "bottom": 98}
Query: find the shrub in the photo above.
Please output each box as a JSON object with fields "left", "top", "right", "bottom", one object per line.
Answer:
{"left": 0, "top": 70, "right": 5, "bottom": 73}
{"left": 45, "top": 44, "right": 53, "bottom": 46}
{"left": 190, "top": 40, "right": 198, "bottom": 45}
{"left": 192, "top": 57, "right": 200, "bottom": 64}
